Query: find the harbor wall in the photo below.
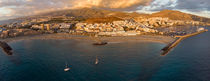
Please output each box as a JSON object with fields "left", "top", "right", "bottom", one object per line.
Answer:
{"left": 161, "top": 30, "right": 208, "bottom": 56}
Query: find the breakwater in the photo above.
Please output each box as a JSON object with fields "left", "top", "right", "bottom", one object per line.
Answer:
{"left": 161, "top": 29, "right": 208, "bottom": 56}
{"left": 0, "top": 41, "right": 13, "bottom": 55}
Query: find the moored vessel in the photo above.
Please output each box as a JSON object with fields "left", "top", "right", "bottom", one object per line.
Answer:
{"left": 95, "top": 56, "right": 99, "bottom": 65}
{"left": 93, "top": 42, "right": 108, "bottom": 45}
{"left": 64, "top": 62, "right": 70, "bottom": 72}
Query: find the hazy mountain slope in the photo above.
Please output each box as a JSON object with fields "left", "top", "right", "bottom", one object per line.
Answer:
{"left": 40, "top": 8, "right": 111, "bottom": 18}
{"left": 85, "top": 17, "right": 123, "bottom": 23}
{"left": 151, "top": 10, "right": 210, "bottom": 23}
{"left": 38, "top": 8, "right": 144, "bottom": 18}
{"left": 0, "top": 19, "right": 22, "bottom": 25}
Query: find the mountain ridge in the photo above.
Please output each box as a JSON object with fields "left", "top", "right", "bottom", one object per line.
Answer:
{"left": 29, "top": 8, "right": 210, "bottom": 23}
{"left": 1, "top": 8, "right": 210, "bottom": 24}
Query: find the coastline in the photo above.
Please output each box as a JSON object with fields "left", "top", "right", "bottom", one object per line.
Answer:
{"left": 0, "top": 33, "right": 175, "bottom": 44}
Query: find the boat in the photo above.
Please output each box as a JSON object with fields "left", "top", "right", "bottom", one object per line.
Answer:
{"left": 95, "top": 56, "right": 99, "bottom": 65}
{"left": 93, "top": 42, "right": 108, "bottom": 45}
{"left": 64, "top": 62, "right": 70, "bottom": 72}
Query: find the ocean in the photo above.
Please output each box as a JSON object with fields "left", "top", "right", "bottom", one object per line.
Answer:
{"left": 0, "top": 28, "right": 210, "bottom": 81}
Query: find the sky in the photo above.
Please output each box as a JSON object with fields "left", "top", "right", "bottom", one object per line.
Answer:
{"left": 0, "top": 0, "right": 209, "bottom": 20}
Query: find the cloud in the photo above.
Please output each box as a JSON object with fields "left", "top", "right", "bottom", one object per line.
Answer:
{"left": 0, "top": 0, "right": 210, "bottom": 20}
{"left": 138, "top": 0, "right": 177, "bottom": 11}
{"left": 0, "top": 7, "right": 14, "bottom": 16}
{"left": 0, "top": 0, "right": 73, "bottom": 20}
{"left": 136, "top": 0, "right": 210, "bottom": 18}
{"left": 144, "top": 0, "right": 210, "bottom": 12}
{"left": 0, "top": 0, "right": 153, "bottom": 20}
{"left": 71, "top": 0, "right": 153, "bottom": 9}
{"left": 175, "top": 0, "right": 210, "bottom": 11}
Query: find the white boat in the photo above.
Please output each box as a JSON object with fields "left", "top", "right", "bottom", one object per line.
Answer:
{"left": 64, "top": 63, "right": 70, "bottom": 72}
{"left": 64, "top": 68, "right": 70, "bottom": 72}
{"left": 95, "top": 56, "right": 99, "bottom": 65}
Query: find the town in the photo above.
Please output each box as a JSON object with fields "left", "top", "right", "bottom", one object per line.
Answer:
{"left": 0, "top": 16, "right": 208, "bottom": 38}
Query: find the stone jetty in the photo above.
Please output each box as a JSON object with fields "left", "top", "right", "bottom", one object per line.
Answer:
{"left": 0, "top": 41, "right": 13, "bottom": 55}
{"left": 161, "top": 29, "right": 208, "bottom": 56}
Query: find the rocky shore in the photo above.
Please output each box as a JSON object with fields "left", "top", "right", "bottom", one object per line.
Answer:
{"left": 0, "top": 41, "right": 13, "bottom": 55}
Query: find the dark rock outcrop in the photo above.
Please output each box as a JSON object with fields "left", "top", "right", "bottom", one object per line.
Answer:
{"left": 0, "top": 41, "right": 13, "bottom": 55}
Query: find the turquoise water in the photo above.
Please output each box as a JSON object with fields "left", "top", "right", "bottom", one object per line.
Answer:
{"left": 0, "top": 28, "right": 210, "bottom": 81}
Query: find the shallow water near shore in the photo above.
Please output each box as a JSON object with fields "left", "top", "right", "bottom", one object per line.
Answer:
{"left": 0, "top": 28, "right": 210, "bottom": 81}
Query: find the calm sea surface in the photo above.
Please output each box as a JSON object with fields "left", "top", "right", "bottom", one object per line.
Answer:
{"left": 0, "top": 28, "right": 210, "bottom": 81}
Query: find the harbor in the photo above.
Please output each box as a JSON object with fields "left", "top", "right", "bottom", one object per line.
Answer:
{"left": 0, "top": 27, "right": 210, "bottom": 81}
{"left": 161, "top": 29, "right": 208, "bottom": 56}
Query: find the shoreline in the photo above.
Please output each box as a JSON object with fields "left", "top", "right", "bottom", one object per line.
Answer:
{"left": 0, "top": 33, "right": 175, "bottom": 44}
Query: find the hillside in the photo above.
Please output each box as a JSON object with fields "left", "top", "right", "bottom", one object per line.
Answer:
{"left": 39, "top": 8, "right": 143, "bottom": 19}
{"left": 85, "top": 17, "right": 123, "bottom": 23}
{"left": 40, "top": 8, "right": 111, "bottom": 18}
{"left": 35, "top": 8, "right": 146, "bottom": 23}
{"left": 151, "top": 10, "right": 210, "bottom": 23}
{"left": 35, "top": 9, "right": 210, "bottom": 23}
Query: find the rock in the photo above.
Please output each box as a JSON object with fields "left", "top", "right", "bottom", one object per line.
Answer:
{"left": 0, "top": 41, "right": 13, "bottom": 55}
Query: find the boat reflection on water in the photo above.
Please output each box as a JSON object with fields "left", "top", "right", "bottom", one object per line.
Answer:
{"left": 95, "top": 56, "right": 99, "bottom": 65}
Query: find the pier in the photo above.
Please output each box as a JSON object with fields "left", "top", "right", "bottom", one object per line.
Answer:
{"left": 161, "top": 29, "right": 208, "bottom": 56}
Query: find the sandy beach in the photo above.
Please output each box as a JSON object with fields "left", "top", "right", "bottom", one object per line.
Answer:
{"left": 0, "top": 33, "right": 175, "bottom": 44}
